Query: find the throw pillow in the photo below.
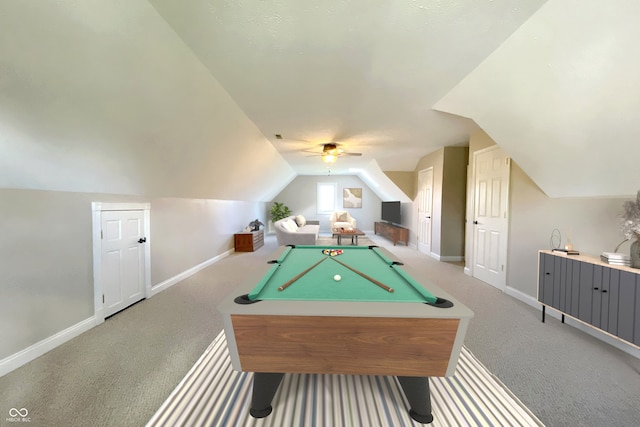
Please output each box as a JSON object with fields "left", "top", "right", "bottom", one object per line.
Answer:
{"left": 280, "top": 219, "right": 291, "bottom": 231}
{"left": 285, "top": 219, "right": 298, "bottom": 231}
{"left": 295, "top": 215, "right": 306, "bottom": 227}
{"left": 337, "top": 211, "right": 348, "bottom": 222}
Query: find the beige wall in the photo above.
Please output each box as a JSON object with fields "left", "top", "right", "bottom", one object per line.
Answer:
{"left": 384, "top": 171, "right": 415, "bottom": 199}
{"left": 469, "top": 127, "right": 497, "bottom": 152}
{"left": 271, "top": 175, "right": 382, "bottom": 233}
{"left": 413, "top": 147, "right": 468, "bottom": 259}
{"left": 508, "top": 164, "right": 627, "bottom": 297}
{"left": 149, "top": 198, "right": 267, "bottom": 282}
{"left": 468, "top": 128, "right": 630, "bottom": 299}
{"left": 2, "top": 190, "right": 101, "bottom": 359}
{"left": 0, "top": 189, "right": 266, "bottom": 361}
{"left": 441, "top": 147, "right": 469, "bottom": 257}
{"left": 415, "top": 149, "right": 445, "bottom": 255}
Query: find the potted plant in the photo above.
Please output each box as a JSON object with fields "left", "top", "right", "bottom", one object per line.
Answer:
{"left": 621, "top": 190, "right": 640, "bottom": 268}
{"left": 270, "top": 202, "right": 292, "bottom": 223}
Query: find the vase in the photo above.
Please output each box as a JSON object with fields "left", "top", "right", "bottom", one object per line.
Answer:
{"left": 631, "top": 238, "right": 640, "bottom": 269}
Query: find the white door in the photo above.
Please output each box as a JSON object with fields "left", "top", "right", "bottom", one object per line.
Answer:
{"left": 417, "top": 168, "right": 433, "bottom": 256}
{"left": 101, "top": 210, "right": 146, "bottom": 318}
{"left": 472, "top": 147, "right": 510, "bottom": 290}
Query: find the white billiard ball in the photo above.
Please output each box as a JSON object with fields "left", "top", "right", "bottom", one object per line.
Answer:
{"left": 333, "top": 274, "right": 342, "bottom": 281}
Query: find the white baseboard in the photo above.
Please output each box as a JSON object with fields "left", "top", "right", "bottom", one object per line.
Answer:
{"left": 0, "top": 317, "right": 96, "bottom": 377}
{"left": 150, "top": 249, "right": 233, "bottom": 297}
{"left": 1, "top": 250, "right": 234, "bottom": 378}
{"left": 428, "top": 252, "right": 463, "bottom": 262}
{"left": 505, "top": 286, "right": 539, "bottom": 309}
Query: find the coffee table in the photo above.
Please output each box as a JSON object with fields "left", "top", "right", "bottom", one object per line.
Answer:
{"left": 331, "top": 228, "right": 365, "bottom": 245}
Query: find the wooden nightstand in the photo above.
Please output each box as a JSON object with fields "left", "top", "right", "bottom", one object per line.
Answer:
{"left": 234, "top": 229, "right": 264, "bottom": 252}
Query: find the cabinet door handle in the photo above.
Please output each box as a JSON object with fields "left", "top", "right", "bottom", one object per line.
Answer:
{"left": 545, "top": 272, "right": 550, "bottom": 275}
{"left": 593, "top": 287, "right": 599, "bottom": 291}
{"left": 602, "top": 289, "right": 608, "bottom": 293}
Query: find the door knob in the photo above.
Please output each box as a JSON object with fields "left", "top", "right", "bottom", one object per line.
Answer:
{"left": 138, "top": 237, "right": 147, "bottom": 244}
{"left": 473, "top": 221, "right": 479, "bottom": 224}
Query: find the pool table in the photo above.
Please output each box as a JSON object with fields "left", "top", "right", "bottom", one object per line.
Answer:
{"left": 218, "top": 245, "right": 473, "bottom": 424}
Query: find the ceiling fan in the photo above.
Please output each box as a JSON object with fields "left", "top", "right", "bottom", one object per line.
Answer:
{"left": 308, "top": 143, "right": 363, "bottom": 163}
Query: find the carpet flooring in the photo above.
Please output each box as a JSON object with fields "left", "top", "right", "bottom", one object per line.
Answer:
{"left": 147, "top": 331, "right": 543, "bottom": 427}
{"left": 2, "top": 234, "right": 639, "bottom": 426}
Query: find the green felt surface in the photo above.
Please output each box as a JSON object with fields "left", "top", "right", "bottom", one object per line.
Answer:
{"left": 248, "top": 245, "right": 437, "bottom": 303}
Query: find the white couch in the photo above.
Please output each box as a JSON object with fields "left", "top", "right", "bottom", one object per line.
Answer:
{"left": 329, "top": 211, "right": 357, "bottom": 230}
{"left": 274, "top": 215, "right": 320, "bottom": 246}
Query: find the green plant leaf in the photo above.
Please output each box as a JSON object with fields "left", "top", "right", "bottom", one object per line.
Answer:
{"left": 270, "top": 202, "right": 292, "bottom": 222}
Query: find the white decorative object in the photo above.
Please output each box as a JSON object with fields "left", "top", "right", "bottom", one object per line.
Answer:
{"left": 620, "top": 190, "right": 640, "bottom": 268}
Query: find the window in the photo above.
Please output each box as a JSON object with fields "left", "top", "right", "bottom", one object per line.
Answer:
{"left": 317, "top": 182, "right": 337, "bottom": 214}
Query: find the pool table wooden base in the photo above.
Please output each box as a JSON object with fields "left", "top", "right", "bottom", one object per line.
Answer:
{"left": 231, "top": 313, "right": 458, "bottom": 424}
{"left": 231, "top": 314, "right": 459, "bottom": 377}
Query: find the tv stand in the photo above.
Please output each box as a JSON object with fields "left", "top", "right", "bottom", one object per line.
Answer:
{"left": 374, "top": 222, "right": 409, "bottom": 246}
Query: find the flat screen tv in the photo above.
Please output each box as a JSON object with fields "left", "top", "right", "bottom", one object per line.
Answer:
{"left": 381, "top": 201, "right": 401, "bottom": 224}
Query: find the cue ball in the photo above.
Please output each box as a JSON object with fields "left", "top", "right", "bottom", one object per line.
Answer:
{"left": 333, "top": 274, "right": 341, "bottom": 281}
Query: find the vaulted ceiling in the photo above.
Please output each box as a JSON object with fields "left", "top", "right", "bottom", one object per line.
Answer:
{"left": 148, "top": 0, "right": 546, "bottom": 175}
{"left": 149, "top": 0, "right": 640, "bottom": 197}
{"left": 2, "top": 0, "right": 638, "bottom": 201}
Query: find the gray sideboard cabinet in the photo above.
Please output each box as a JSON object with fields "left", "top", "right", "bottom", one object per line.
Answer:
{"left": 538, "top": 250, "right": 640, "bottom": 347}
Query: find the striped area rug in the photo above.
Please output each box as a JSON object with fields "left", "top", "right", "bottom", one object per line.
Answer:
{"left": 147, "top": 332, "right": 544, "bottom": 427}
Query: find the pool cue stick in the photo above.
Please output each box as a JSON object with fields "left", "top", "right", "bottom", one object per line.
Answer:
{"left": 278, "top": 257, "right": 327, "bottom": 291}
{"left": 329, "top": 257, "right": 394, "bottom": 293}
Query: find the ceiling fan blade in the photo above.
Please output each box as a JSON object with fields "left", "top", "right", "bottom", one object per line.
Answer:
{"left": 341, "top": 152, "right": 362, "bottom": 156}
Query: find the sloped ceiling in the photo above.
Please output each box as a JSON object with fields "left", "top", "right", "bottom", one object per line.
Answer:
{"left": 148, "top": 0, "right": 547, "bottom": 177}
{"left": 0, "top": 0, "right": 295, "bottom": 201}
{"left": 435, "top": 0, "right": 640, "bottom": 198}
{"left": 2, "top": 0, "right": 635, "bottom": 201}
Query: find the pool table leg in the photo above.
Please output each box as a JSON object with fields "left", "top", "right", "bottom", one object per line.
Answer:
{"left": 397, "top": 376, "right": 434, "bottom": 424}
{"left": 249, "top": 372, "right": 284, "bottom": 418}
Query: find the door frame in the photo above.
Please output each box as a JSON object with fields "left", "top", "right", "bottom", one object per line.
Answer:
{"left": 91, "top": 202, "right": 151, "bottom": 325}
{"left": 466, "top": 145, "right": 510, "bottom": 289}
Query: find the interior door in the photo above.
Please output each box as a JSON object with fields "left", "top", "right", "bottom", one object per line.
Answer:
{"left": 102, "top": 210, "right": 146, "bottom": 317}
{"left": 472, "top": 147, "right": 510, "bottom": 290}
{"left": 417, "top": 168, "right": 433, "bottom": 256}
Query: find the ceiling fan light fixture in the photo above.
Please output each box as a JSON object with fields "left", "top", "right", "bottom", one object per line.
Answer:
{"left": 322, "top": 153, "right": 337, "bottom": 163}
